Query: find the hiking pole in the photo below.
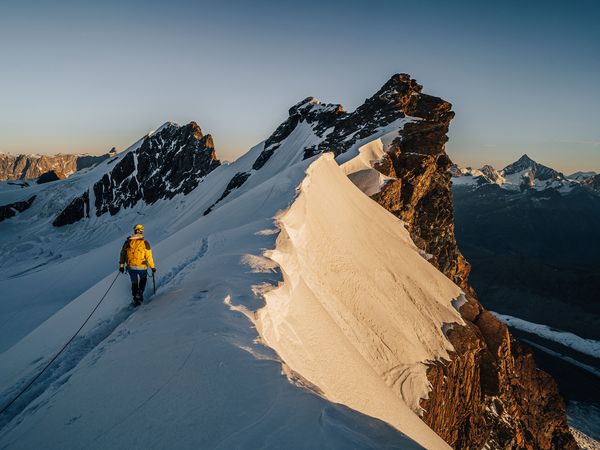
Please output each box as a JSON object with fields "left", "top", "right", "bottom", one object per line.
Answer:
{"left": 152, "top": 271, "right": 156, "bottom": 295}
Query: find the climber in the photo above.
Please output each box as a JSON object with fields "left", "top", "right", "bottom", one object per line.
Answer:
{"left": 119, "top": 224, "right": 156, "bottom": 306}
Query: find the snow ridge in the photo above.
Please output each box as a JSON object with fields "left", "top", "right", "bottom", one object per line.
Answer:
{"left": 255, "top": 152, "right": 464, "bottom": 449}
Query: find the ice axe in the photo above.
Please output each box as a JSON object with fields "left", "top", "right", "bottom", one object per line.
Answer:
{"left": 152, "top": 270, "right": 156, "bottom": 295}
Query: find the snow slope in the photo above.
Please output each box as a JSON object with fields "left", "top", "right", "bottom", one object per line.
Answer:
{"left": 0, "top": 116, "right": 465, "bottom": 448}
{"left": 0, "top": 132, "right": 151, "bottom": 351}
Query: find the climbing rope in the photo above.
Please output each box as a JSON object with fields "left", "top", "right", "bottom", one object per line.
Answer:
{"left": 0, "top": 271, "right": 121, "bottom": 416}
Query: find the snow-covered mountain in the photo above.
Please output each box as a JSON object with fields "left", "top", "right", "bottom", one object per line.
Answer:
{"left": 451, "top": 154, "right": 595, "bottom": 194}
{"left": 450, "top": 164, "right": 506, "bottom": 187}
{"left": 0, "top": 75, "right": 579, "bottom": 449}
{"left": 568, "top": 171, "right": 597, "bottom": 182}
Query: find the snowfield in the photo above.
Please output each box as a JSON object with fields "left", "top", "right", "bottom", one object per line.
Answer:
{"left": 0, "top": 117, "right": 466, "bottom": 449}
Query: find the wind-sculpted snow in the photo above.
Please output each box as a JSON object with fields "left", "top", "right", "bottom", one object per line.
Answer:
{"left": 255, "top": 154, "right": 463, "bottom": 448}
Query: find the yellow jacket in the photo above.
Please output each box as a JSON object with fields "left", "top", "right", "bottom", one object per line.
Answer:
{"left": 119, "top": 235, "right": 155, "bottom": 270}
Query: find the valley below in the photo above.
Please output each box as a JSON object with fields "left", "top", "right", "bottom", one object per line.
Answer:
{"left": 452, "top": 169, "right": 600, "bottom": 444}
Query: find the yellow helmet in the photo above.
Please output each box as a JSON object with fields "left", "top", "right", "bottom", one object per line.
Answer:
{"left": 133, "top": 224, "right": 144, "bottom": 234}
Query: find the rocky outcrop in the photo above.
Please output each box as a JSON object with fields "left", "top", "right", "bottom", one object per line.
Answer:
{"left": 583, "top": 173, "right": 600, "bottom": 192}
{"left": 53, "top": 191, "right": 89, "bottom": 227}
{"left": 257, "top": 73, "right": 576, "bottom": 449}
{"left": 53, "top": 122, "right": 220, "bottom": 227}
{"left": 359, "top": 76, "right": 576, "bottom": 449}
{"left": 422, "top": 306, "right": 576, "bottom": 449}
{"left": 37, "top": 170, "right": 66, "bottom": 184}
{"left": 0, "top": 196, "right": 36, "bottom": 222}
{"left": 0, "top": 152, "right": 111, "bottom": 181}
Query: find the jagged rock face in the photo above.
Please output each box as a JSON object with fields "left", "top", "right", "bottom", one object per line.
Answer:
{"left": 54, "top": 122, "right": 219, "bottom": 227}
{"left": 0, "top": 196, "right": 36, "bottom": 222}
{"left": 422, "top": 305, "right": 576, "bottom": 449}
{"left": 583, "top": 173, "right": 600, "bottom": 191}
{"left": 371, "top": 116, "right": 472, "bottom": 289}
{"left": 0, "top": 153, "right": 109, "bottom": 181}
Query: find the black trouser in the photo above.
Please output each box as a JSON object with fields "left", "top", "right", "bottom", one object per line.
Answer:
{"left": 128, "top": 268, "right": 147, "bottom": 300}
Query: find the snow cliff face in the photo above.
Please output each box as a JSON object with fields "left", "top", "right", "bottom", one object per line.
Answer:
{"left": 0, "top": 75, "right": 577, "bottom": 450}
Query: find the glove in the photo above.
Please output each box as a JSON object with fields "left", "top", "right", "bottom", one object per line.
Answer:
{"left": 119, "top": 265, "right": 125, "bottom": 273}
{"left": 151, "top": 268, "right": 157, "bottom": 273}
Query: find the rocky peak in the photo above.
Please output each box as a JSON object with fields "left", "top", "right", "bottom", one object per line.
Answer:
{"left": 480, "top": 165, "right": 504, "bottom": 184}
{"left": 252, "top": 73, "right": 454, "bottom": 168}
{"left": 502, "top": 154, "right": 536, "bottom": 175}
{"left": 506, "top": 153, "right": 534, "bottom": 168}
{"left": 53, "top": 121, "right": 220, "bottom": 227}
{"left": 252, "top": 97, "right": 345, "bottom": 170}
{"left": 287, "top": 97, "right": 344, "bottom": 118}
{"left": 502, "top": 154, "right": 564, "bottom": 182}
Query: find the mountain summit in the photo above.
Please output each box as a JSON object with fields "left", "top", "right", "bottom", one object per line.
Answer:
{"left": 502, "top": 153, "right": 568, "bottom": 186}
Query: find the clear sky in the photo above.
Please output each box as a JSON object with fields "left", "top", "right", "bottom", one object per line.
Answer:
{"left": 1, "top": 0, "right": 598, "bottom": 173}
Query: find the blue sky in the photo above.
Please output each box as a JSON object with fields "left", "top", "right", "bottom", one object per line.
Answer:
{"left": 1, "top": 0, "right": 598, "bottom": 173}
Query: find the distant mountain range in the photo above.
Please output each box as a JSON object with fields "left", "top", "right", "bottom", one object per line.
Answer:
{"left": 0, "top": 149, "right": 116, "bottom": 182}
{"left": 451, "top": 154, "right": 599, "bottom": 194}
{"left": 452, "top": 153, "right": 600, "bottom": 338}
